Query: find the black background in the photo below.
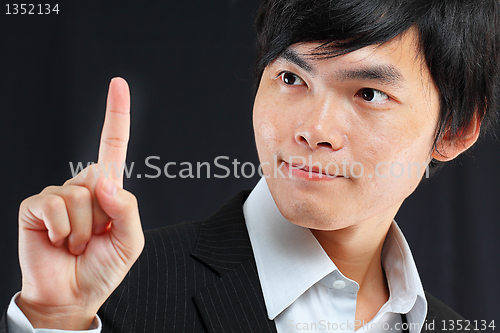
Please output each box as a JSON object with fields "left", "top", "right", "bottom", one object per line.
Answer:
{"left": 0, "top": 0, "right": 498, "bottom": 326}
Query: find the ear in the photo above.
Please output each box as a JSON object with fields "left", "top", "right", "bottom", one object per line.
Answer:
{"left": 431, "top": 115, "right": 481, "bottom": 162}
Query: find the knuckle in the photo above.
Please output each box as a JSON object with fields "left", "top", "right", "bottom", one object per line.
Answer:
{"left": 58, "top": 222, "right": 72, "bottom": 238}
{"left": 129, "top": 192, "right": 138, "bottom": 207}
{"left": 70, "top": 227, "right": 91, "bottom": 243}
{"left": 101, "top": 137, "right": 128, "bottom": 148}
{"left": 44, "top": 195, "right": 66, "bottom": 213}
{"left": 123, "top": 190, "right": 139, "bottom": 210}
{"left": 19, "top": 196, "right": 36, "bottom": 214}
{"left": 41, "top": 185, "right": 60, "bottom": 194}
{"left": 19, "top": 196, "right": 33, "bottom": 209}
{"left": 65, "top": 186, "right": 92, "bottom": 206}
{"left": 108, "top": 108, "right": 129, "bottom": 115}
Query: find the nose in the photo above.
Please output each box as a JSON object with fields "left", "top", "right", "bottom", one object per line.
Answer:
{"left": 294, "top": 96, "right": 346, "bottom": 151}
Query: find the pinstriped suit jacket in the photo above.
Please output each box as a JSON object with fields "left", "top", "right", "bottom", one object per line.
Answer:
{"left": 1, "top": 190, "right": 465, "bottom": 332}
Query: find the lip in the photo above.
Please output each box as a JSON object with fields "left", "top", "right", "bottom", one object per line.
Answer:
{"left": 283, "top": 160, "right": 344, "bottom": 181}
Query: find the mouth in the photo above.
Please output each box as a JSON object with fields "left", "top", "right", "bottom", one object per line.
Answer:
{"left": 283, "top": 160, "right": 346, "bottom": 180}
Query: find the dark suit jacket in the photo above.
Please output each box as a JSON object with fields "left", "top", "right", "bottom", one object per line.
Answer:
{"left": 1, "top": 190, "right": 466, "bottom": 332}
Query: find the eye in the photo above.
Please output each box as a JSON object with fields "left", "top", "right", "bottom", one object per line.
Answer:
{"left": 280, "top": 72, "right": 305, "bottom": 86}
{"left": 357, "top": 88, "right": 389, "bottom": 102}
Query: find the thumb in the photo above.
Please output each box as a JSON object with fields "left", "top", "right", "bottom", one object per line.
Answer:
{"left": 95, "top": 177, "right": 144, "bottom": 254}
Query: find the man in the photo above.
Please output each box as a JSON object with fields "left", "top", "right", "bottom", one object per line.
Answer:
{"left": 2, "top": 0, "right": 499, "bottom": 332}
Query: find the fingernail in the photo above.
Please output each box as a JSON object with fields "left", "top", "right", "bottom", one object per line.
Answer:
{"left": 74, "top": 244, "right": 86, "bottom": 255}
{"left": 102, "top": 178, "right": 117, "bottom": 196}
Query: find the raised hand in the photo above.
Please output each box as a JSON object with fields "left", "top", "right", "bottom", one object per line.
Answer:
{"left": 16, "top": 78, "right": 144, "bottom": 330}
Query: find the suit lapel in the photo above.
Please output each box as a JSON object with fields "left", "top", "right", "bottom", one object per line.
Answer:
{"left": 191, "top": 190, "right": 277, "bottom": 333}
{"left": 193, "top": 259, "right": 277, "bottom": 333}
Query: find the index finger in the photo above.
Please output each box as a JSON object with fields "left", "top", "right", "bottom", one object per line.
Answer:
{"left": 97, "top": 77, "right": 130, "bottom": 188}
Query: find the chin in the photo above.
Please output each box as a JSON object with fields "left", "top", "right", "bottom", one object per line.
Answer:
{"left": 273, "top": 191, "right": 355, "bottom": 231}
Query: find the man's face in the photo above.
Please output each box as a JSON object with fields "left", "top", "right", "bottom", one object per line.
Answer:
{"left": 253, "top": 28, "right": 441, "bottom": 231}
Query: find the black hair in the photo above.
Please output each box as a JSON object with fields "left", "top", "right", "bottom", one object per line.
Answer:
{"left": 254, "top": 0, "right": 500, "bottom": 149}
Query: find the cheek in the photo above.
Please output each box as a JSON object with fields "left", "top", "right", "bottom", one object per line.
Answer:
{"left": 253, "top": 110, "right": 278, "bottom": 149}
{"left": 253, "top": 84, "right": 291, "bottom": 158}
{"left": 358, "top": 109, "right": 436, "bottom": 166}
{"left": 350, "top": 112, "right": 436, "bottom": 200}
{"left": 252, "top": 108, "right": 281, "bottom": 179}
{"left": 394, "top": 92, "right": 441, "bottom": 163}
{"left": 389, "top": 118, "right": 436, "bottom": 168}
{"left": 347, "top": 115, "right": 392, "bottom": 170}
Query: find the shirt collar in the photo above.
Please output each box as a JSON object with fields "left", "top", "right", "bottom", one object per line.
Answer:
{"left": 382, "top": 222, "right": 427, "bottom": 326}
{"left": 243, "top": 178, "right": 427, "bottom": 327}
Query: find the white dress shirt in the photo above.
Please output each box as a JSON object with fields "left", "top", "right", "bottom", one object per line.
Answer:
{"left": 243, "top": 178, "right": 427, "bottom": 333}
{"left": 7, "top": 178, "right": 427, "bottom": 332}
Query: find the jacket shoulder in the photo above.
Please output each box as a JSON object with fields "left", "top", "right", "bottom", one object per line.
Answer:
{"left": 143, "top": 219, "right": 204, "bottom": 256}
{"left": 424, "top": 292, "right": 469, "bottom": 333}
{"left": 426, "top": 292, "right": 464, "bottom": 320}
{"left": 140, "top": 188, "right": 251, "bottom": 260}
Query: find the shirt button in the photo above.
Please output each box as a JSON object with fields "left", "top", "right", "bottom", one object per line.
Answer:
{"left": 333, "top": 280, "right": 346, "bottom": 289}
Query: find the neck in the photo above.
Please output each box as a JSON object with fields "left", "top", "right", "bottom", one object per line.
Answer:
{"left": 311, "top": 223, "right": 389, "bottom": 284}
{"left": 310, "top": 216, "right": 394, "bottom": 326}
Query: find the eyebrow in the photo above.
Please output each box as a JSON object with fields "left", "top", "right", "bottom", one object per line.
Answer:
{"left": 336, "top": 66, "right": 405, "bottom": 88}
{"left": 280, "top": 49, "right": 314, "bottom": 73}
{"left": 277, "top": 48, "right": 406, "bottom": 88}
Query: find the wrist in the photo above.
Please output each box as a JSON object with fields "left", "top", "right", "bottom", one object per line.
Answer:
{"left": 17, "top": 294, "right": 97, "bottom": 330}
